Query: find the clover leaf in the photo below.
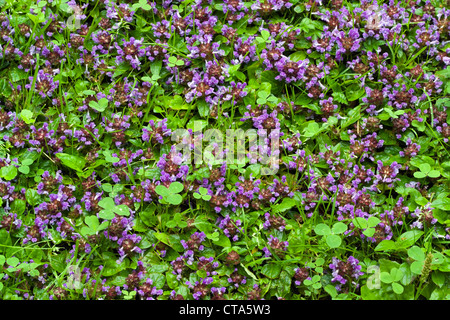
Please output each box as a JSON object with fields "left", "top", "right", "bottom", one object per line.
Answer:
{"left": 98, "top": 197, "right": 131, "bottom": 220}
{"left": 352, "top": 216, "right": 380, "bottom": 238}
{"left": 314, "top": 222, "right": 347, "bottom": 248}
{"left": 413, "top": 163, "right": 440, "bottom": 179}
{"left": 380, "top": 267, "right": 405, "bottom": 294}
{"left": 193, "top": 187, "right": 211, "bottom": 201}
{"left": 81, "top": 216, "right": 109, "bottom": 236}
{"left": 155, "top": 182, "right": 184, "bottom": 205}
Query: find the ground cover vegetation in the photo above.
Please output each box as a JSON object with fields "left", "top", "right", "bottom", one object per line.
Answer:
{"left": 0, "top": 0, "right": 449, "bottom": 300}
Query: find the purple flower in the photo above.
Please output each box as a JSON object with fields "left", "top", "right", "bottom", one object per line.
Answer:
{"left": 329, "top": 256, "right": 364, "bottom": 291}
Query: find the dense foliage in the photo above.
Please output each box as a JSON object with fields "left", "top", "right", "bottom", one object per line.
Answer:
{"left": 0, "top": 0, "right": 449, "bottom": 300}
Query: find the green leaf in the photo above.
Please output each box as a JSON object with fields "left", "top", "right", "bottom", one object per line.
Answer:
{"left": 367, "top": 216, "right": 381, "bottom": 228}
{"left": 103, "top": 150, "right": 120, "bottom": 163}
{"left": 212, "top": 234, "right": 231, "bottom": 247}
{"left": 380, "top": 271, "right": 393, "bottom": 284}
{"left": 102, "top": 183, "right": 113, "bottom": 193}
{"left": 428, "top": 170, "right": 440, "bottom": 178}
{"left": 407, "top": 246, "right": 425, "bottom": 262}
{"left": 272, "top": 197, "right": 296, "bottom": 213}
{"left": 55, "top": 153, "right": 86, "bottom": 172}
{"left": 113, "top": 205, "right": 131, "bottom": 216}
{"left": 431, "top": 198, "right": 450, "bottom": 211}
{"left": 85, "top": 215, "right": 100, "bottom": 230}
{"left": 6, "top": 257, "right": 20, "bottom": 268}
{"left": 375, "top": 240, "right": 397, "bottom": 252}
{"left": 392, "top": 282, "right": 404, "bottom": 294}
{"left": 193, "top": 193, "right": 201, "bottom": 199}
{"left": 261, "top": 263, "right": 282, "bottom": 279}
{"left": 20, "top": 109, "right": 35, "bottom": 124}
{"left": 155, "top": 185, "right": 170, "bottom": 197}
{"left": 390, "top": 268, "right": 403, "bottom": 282}
{"left": 325, "top": 234, "right": 342, "bottom": 248}
{"left": 99, "top": 197, "right": 115, "bottom": 210}
{"left": 98, "top": 209, "right": 115, "bottom": 220}
{"left": 89, "top": 98, "right": 108, "bottom": 112}
{"left": 431, "top": 271, "right": 446, "bottom": 288}
{"left": 303, "top": 121, "right": 321, "bottom": 138}
{"left": 345, "top": 84, "right": 365, "bottom": 101}
{"left": 413, "top": 171, "right": 427, "bottom": 179}
{"left": 353, "top": 217, "right": 369, "bottom": 229}
{"left": 18, "top": 166, "right": 30, "bottom": 174}
{"left": 166, "top": 193, "right": 183, "bottom": 205}
{"left": 25, "top": 189, "right": 40, "bottom": 206}
{"left": 419, "top": 163, "right": 431, "bottom": 173}
{"left": 314, "top": 223, "right": 331, "bottom": 236}
{"left": 168, "top": 182, "right": 184, "bottom": 194}
{"left": 410, "top": 261, "right": 423, "bottom": 275}
{"left": 332, "top": 222, "right": 347, "bottom": 234}
{"left": 197, "top": 99, "right": 210, "bottom": 118}
{"left": 363, "top": 228, "right": 376, "bottom": 238}
{"left": 0, "top": 166, "right": 17, "bottom": 181}
{"left": 395, "top": 230, "right": 424, "bottom": 249}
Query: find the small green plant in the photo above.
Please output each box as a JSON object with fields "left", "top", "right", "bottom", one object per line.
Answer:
{"left": 413, "top": 163, "right": 440, "bottom": 179}
{"left": 155, "top": 182, "right": 184, "bottom": 205}
{"left": 81, "top": 216, "right": 109, "bottom": 236}
{"left": 380, "top": 267, "right": 405, "bottom": 294}
{"left": 352, "top": 216, "right": 381, "bottom": 238}
{"left": 167, "top": 56, "right": 185, "bottom": 67}
{"left": 407, "top": 246, "right": 444, "bottom": 275}
{"left": 314, "top": 222, "right": 347, "bottom": 248}
{"left": 98, "top": 197, "right": 131, "bottom": 220}
{"left": 193, "top": 187, "right": 211, "bottom": 201}
{"left": 88, "top": 97, "right": 109, "bottom": 112}
{"left": 166, "top": 212, "right": 188, "bottom": 229}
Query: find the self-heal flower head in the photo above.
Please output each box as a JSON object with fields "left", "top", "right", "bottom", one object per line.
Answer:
{"left": 375, "top": 160, "right": 402, "bottom": 187}
{"left": 114, "top": 37, "right": 146, "bottom": 70}
{"left": 25, "top": 70, "right": 59, "bottom": 98}
{"left": 329, "top": 256, "right": 364, "bottom": 292}
{"left": 274, "top": 56, "right": 309, "bottom": 83}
